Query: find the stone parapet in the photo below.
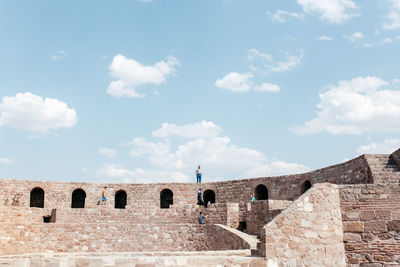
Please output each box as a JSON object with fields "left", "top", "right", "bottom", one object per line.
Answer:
{"left": 260, "top": 183, "right": 346, "bottom": 267}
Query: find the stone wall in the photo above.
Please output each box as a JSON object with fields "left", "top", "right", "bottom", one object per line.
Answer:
{"left": 340, "top": 184, "right": 400, "bottom": 265}
{"left": 259, "top": 183, "right": 346, "bottom": 266}
{"left": 246, "top": 200, "right": 281, "bottom": 236}
{"left": 0, "top": 205, "right": 250, "bottom": 255}
{"left": 390, "top": 148, "right": 400, "bottom": 168}
{"left": 0, "top": 153, "right": 373, "bottom": 213}
{"left": 0, "top": 251, "right": 266, "bottom": 267}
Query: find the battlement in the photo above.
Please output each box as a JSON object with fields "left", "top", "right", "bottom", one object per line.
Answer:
{"left": 1, "top": 150, "right": 400, "bottom": 266}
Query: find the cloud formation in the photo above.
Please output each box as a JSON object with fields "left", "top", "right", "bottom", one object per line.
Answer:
{"left": 254, "top": 83, "right": 280, "bottom": 92}
{"left": 293, "top": 76, "right": 400, "bottom": 135}
{"left": 357, "top": 138, "right": 400, "bottom": 154}
{"left": 297, "top": 0, "right": 359, "bottom": 24}
{"left": 96, "top": 164, "right": 189, "bottom": 183}
{"left": 0, "top": 157, "right": 13, "bottom": 164}
{"left": 215, "top": 72, "right": 253, "bottom": 92}
{"left": 152, "top": 121, "right": 223, "bottom": 138}
{"left": 107, "top": 54, "right": 179, "bottom": 98}
{"left": 0, "top": 92, "right": 77, "bottom": 133}
{"left": 316, "top": 36, "right": 333, "bottom": 41}
{"left": 98, "top": 147, "right": 117, "bottom": 158}
{"left": 383, "top": 0, "right": 400, "bottom": 30}
{"left": 127, "top": 121, "right": 309, "bottom": 181}
{"left": 266, "top": 10, "right": 304, "bottom": 23}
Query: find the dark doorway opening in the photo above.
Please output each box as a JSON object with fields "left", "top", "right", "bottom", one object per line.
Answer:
{"left": 115, "top": 190, "right": 127, "bottom": 209}
{"left": 30, "top": 187, "right": 45, "bottom": 208}
{"left": 237, "top": 221, "right": 247, "bottom": 233}
{"left": 160, "top": 189, "right": 173, "bottom": 209}
{"left": 71, "top": 189, "right": 86, "bottom": 208}
{"left": 301, "top": 180, "right": 312, "bottom": 194}
{"left": 254, "top": 184, "right": 268, "bottom": 200}
{"left": 203, "top": 190, "right": 216, "bottom": 207}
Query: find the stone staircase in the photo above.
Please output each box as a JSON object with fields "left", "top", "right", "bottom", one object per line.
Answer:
{"left": 367, "top": 154, "right": 400, "bottom": 185}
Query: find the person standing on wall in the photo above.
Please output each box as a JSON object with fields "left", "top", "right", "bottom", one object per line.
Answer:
{"left": 195, "top": 165, "right": 202, "bottom": 183}
{"left": 197, "top": 188, "right": 204, "bottom": 207}
{"left": 101, "top": 186, "right": 107, "bottom": 205}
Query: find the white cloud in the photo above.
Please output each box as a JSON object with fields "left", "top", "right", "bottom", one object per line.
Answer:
{"left": 383, "top": 1, "right": 400, "bottom": 30}
{"left": 96, "top": 164, "right": 189, "bottom": 183}
{"left": 254, "top": 83, "right": 280, "bottom": 92}
{"left": 0, "top": 157, "right": 13, "bottom": 164}
{"left": 269, "top": 53, "right": 303, "bottom": 72}
{"left": 347, "top": 32, "right": 364, "bottom": 42}
{"left": 107, "top": 54, "right": 179, "bottom": 98}
{"left": 357, "top": 139, "right": 400, "bottom": 154}
{"left": 297, "top": 0, "right": 359, "bottom": 24}
{"left": 246, "top": 49, "right": 272, "bottom": 63}
{"left": 266, "top": 10, "right": 304, "bottom": 23}
{"left": 152, "top": 121, "right": 223, "bottom": 138}
{"left": 215, "top": 72, "right": 253, "bottom": 92}
{"left": 107, "top": 80, "right": 145, "bottom": 98}
{"left": 129, "top": 137, "right": 170, "bottom": 158}
{"left": 316, "top": 36, "right": 333, "bottom": 40}
{"left": 50, "top": 50, "right": 68, "bottom": 61}
{"left": 246, "top": 49, "right": 303, "bottom": 73}
{"left": 136, "top": 0, "right": 152, "bottom": 2}
{"left": 292, "top": 76, "right": 400, "bottom": 135}
{"left": 128, "top": 121, "right": 309, "bottom": 181}
{"left": 0, "top": 92, "right": 77, "bottom": 133}
{"left": 98, "top": 147, "right": 117, "bottom": 158}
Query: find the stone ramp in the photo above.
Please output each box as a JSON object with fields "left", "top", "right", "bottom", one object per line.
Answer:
{"left": 214, "top": 224, "right": 259, "bottom": 250}
{"left": 0, "top": 251, "right": 266, "bottom": 267}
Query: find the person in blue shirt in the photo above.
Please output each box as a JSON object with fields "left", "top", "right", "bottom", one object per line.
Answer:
{"left": 198, "top": 212, "right": 206, "bottom": 224}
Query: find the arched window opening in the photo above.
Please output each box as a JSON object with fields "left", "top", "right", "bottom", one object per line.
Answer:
{"left": 30, "top": 187, "right": 45, "bottom": 208}
{"left": 254, "top": 184, "right": 268, "bottom": 200}
{"left": 71, "top": 189, "right": 86, "bottom": 208}
{"left": 160, "top": 189, "right": 173, "bottom": 209}
{"left": 301, "top": 180, "right": 312, "bottom": 194}
{"left": 203, "top": 190, "right": 216, "bottom": 208}
{"left": 115, "top": 190, "right": 127, "bottom": 209}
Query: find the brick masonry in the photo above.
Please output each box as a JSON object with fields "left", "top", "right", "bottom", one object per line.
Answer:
{"left": 0, "top": 151, "right": 400, "bottom": 266}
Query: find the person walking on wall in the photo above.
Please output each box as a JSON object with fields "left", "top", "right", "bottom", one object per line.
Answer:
{"left": 195, "top": 165, "right": 202, "bottom": 183}
{"left": 197, "top": 188, "right": 204, "bottom": 207}
{"left": 198, "top": 211, "right": 206, "bottom": 224}
{"left": 101, "top": 186, "right": 107, "bottom": 205}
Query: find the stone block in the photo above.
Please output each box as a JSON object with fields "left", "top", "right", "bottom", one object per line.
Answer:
{"left": 343, "top": 221, "right": 364, "bottom": 233}
{"left": 360, "top": 211, "right": 375, "bottom": 221}
{"left": 375, "top": 210, "right": 391, "bottom": 220}
{"left": 364, "top": 221, "right": 387, "bottom": 233}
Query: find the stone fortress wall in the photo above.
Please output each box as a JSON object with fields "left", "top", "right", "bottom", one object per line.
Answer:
{"left": 0, "top": 149, "right": 399, "bottom": 266}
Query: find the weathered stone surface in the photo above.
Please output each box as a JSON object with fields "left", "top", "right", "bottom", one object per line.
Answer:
{"left": 260, "top": 184, "right": 346, "bottom": 267}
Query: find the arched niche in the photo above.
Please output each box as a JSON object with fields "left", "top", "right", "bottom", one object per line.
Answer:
{"left": 254, "top": 184, "right": 268, "bottom": 200}
{"left": 115, "top": 190, "right": 127, "bottom": 209}
{"left": 30, "top": 187, "right": 45, "bottom": 208}
{"left": 160, "top": 189, "right": 173, "bottom": 209}
{"left": 71, "top": 189, "right": 86, "bottom": 208}
{"left": 203, "top": 189, "right": 216, "bottom": 207}
{"left": 301, "top": 180, "right": 312, "bottom": 194}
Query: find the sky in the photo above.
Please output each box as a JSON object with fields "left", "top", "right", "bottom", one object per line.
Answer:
{"left": 1, "top": 0, "right": 400, "bottom": 183}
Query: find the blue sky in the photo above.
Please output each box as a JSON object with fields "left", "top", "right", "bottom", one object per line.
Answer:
{"left": 1, "top": 0, "right": 400, "bottom": 183}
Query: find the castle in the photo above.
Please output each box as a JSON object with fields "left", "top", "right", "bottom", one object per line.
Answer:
{"left": 1, "top": 148, "right": 400, "bottom": 266}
